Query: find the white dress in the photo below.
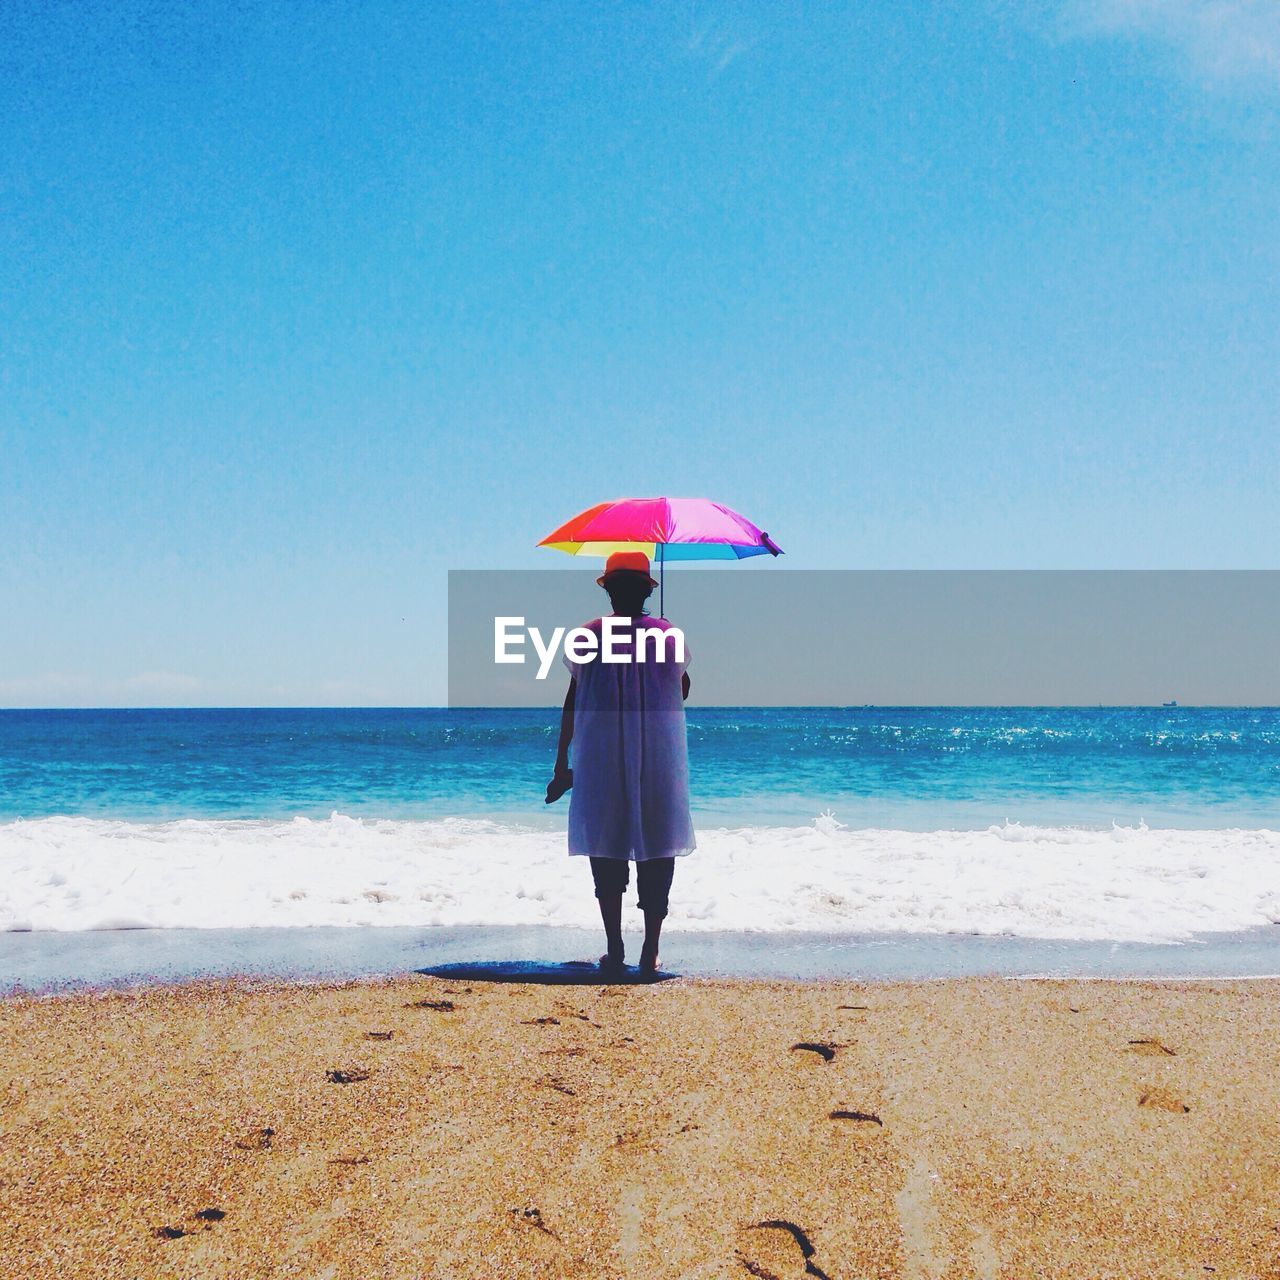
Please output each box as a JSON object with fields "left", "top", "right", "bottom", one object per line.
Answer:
{"left": 562, "top": 614, "right": 695, "bottom": 861}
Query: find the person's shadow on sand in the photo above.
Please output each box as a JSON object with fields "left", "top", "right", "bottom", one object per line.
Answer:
{"left": 417, "top": 960, "right": 678, "bottom": 986}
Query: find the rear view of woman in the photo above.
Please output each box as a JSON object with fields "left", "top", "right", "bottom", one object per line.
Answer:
{"left": 545, "top": 551, "right": 694, "bottom": 976}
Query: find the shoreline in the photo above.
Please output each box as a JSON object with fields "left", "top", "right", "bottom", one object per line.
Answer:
{"left": 8, "top": 811, "right": 1279, "bottom": 940}
{"left": 4, "top": 922, "right": 1280, "bottom": 995}
{"left": 6, "top": 972, "right": 1280, "bottom": 1277}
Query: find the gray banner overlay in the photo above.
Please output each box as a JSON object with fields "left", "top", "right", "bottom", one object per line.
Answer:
{"left": 448, "top": 570, "right": 1280, "bottom": 707}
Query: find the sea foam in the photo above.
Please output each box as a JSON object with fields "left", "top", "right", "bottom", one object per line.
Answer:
{"left": 3, "top": 814, "right": 1279, "bottom": 942}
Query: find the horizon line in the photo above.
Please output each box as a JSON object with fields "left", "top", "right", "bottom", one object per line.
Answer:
{"left": 2, "top": 704, "right": 1277, "bottom": 713}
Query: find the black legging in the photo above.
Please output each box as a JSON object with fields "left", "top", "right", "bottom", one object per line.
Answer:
{"left": 588, "top": 857, "right": 675, "bottom": 918}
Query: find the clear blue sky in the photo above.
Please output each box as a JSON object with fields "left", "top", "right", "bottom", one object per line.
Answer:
{"left": 3, "top": 1, "right": 1278, "bottom": 706}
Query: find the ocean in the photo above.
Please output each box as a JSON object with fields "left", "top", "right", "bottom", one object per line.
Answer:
{"left": 2, "top": 707, "right": 1278, "bottom": 949}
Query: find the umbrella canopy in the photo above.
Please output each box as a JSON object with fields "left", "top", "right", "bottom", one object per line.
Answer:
{"left": 538, "top": 497, "right": 782, "bottom": 615}
{"left": 538, "top": 497, "right": 782, "bottom": 561}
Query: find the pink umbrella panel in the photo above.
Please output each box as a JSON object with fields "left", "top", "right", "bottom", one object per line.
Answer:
{"left": 538, "top": 496, "right": 782, "bottom": 614}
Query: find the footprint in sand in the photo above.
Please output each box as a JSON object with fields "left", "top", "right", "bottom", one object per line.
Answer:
{"left": 830, "top": 1109, "right": 883, "bottom": 1129}
{"left": 406, "top": 999, "right": 455, "bottom": 1011}
{"left": 1138, "top": 1086, "right": 1190, "bottom": 1113}
{"left": 234, "top": 1127, "right": 275, "bottom": 1151}
{"left": 510, "top": 1206, "right": 561, "bottom": 1243}
{"left": 365, "top": 1030, "right": 393, "bottom": 1041}
{"left": 790, "top": 1042, "right": 837, "bottom": 1062}
{"left": 522, "top": 1016, "right": 561, "bottom": 1025}
{"left": 328, "top": 1154, "right": 371, "bottom": 1167}
{"left": 736, "top": 1220, "right": 832, "bottom": 1280}
{"left": 1127, "top": 1038, "right": 1176, "bottom": 1056}
{"left": 553, "top": 1006, "right": 601, "bottom": 1027}
{"left": 155, "top": 1208, "right": 225, "bottom": 1241}
{"left": 326, "top": 1067, "right": 372, "bottom": 1084}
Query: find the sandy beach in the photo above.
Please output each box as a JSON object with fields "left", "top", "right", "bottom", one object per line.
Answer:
{"left": 4, "top": 975, "right": 1280, "bottom": 1279}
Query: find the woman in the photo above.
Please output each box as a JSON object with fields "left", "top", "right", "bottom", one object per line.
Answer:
{"left": 545, "top": 551, "right": 694, "bottom": 976}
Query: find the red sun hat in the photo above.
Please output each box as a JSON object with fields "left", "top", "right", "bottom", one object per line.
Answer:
{"left": 596, "top": 551, "right": 659, "bottom": 588}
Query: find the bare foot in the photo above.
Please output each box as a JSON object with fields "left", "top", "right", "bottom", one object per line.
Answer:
{"left": 599, "top": 944, "right": 625, "bottom": 974}
{"left": 638, "top": 946, "right": 660, "bottom": 978}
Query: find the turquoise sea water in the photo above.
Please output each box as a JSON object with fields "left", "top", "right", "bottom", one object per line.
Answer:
{"left": 1, "top": 706, "right": 1277, "bottom": 829}
{"left": 3, "top": 708, "right": 1279, "bottom": 980}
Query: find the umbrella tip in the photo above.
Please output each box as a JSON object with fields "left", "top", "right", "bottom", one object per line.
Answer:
{"left": 761, "top": 532, "right": 783, "bottom": 556}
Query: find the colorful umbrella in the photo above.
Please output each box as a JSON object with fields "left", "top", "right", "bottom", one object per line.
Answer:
{"left": 538, "top": 497, "right": 782, "bottom": 614}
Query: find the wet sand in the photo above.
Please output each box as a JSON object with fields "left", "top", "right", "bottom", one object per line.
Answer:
{"left": 3, "top": 975, "right": 1279, "bottom": 1278}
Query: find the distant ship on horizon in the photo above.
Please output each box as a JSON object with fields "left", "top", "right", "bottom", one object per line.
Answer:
{"left": 1163, "top": 699, "right": 1178, "bottom": 708}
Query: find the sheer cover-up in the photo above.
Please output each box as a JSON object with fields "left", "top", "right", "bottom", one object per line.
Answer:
{"left": 563, "top": 615, "right": 695, "bottom": 862}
